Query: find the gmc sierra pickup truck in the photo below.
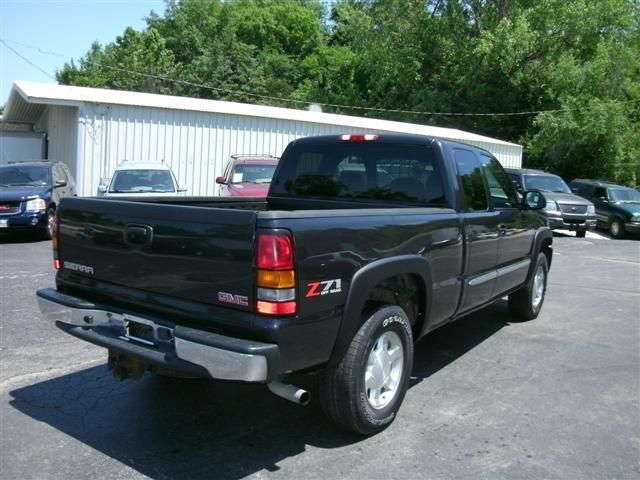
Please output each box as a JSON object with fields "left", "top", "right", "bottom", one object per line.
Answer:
{"left": 37, "top": 133, "right": 552, "bottom": 435}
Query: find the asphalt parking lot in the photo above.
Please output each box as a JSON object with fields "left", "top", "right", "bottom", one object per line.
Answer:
{"left": 1, "top": 234, "right": 638, "bottom": 480}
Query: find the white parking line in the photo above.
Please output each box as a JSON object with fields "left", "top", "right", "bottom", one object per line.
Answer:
{"left": 0, "top": 273, "right": 49, "bottom": 280}
{"left": 554, "top": 229, "right": 611, "bottom": 240}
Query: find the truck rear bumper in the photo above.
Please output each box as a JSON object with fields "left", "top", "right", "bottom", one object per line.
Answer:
{"left": 37, "top": 288, "right": 280, "bottom": 382}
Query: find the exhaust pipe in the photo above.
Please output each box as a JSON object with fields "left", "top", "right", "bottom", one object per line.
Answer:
{"left": 267, "top": 381, "right": 310, "bottom": 406}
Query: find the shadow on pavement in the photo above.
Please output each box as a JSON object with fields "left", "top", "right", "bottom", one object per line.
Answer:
{"left": 0, "top": 231, "right": 49, "bottom": 244}
{"left": 9, "top": 301, "right": 514, "bottom": 480}
{"left": 410, "top": 299, "right": 510, "bottom": 386}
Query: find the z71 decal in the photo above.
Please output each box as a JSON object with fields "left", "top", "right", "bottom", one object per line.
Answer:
{"left": 305, "top": 279, "right": 342, "bottom": 298}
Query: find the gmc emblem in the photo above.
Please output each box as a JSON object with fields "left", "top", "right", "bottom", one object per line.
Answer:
{"left": 218, "top": 292, "right": 249, "bottom": 306}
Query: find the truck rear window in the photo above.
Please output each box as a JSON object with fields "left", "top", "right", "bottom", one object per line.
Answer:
{"left": 270, "top": 143, "right": 445, "bottom": 205}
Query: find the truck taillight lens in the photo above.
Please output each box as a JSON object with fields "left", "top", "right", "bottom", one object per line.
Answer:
{"left": 256, "top": 300, "right": 297, "bottom": 315}
{"left": 257, "top": 233, "right": 294, "bottom": 270}
{"left": 256, "top": 231, "right": 296, "bottom": 315}
{"left": 51, "top": 213, "right": 60, "bottom": 270}
{"left": 257, "top": 269, "right": 295, "bottom": 288}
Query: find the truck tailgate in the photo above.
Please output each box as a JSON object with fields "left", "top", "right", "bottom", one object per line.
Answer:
{"left": 56, "top": 197, "right": 257, "bottom": 311}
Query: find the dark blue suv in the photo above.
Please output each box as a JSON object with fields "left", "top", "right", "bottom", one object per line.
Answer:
{"left": 0, "top": 161, "right": 76, "bottom": 239}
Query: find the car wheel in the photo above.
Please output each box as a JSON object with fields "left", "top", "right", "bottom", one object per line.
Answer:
{"left": 508, "top": 252, "right": 548, "bottom": 321}
{"left": 319, "top": 305, "right": 414, "bottom": 435}
{"left": 576, "top": 230, "right": 586, "bottom": 238}
{"left": 609, "top": 218, "right": 625, "bottom": 239}
{"left": 43, "top": 208, "right": 56, "bottom": 240}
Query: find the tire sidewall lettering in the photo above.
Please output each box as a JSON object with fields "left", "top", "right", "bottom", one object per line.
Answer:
{"left": 356, "top": 307, "right": 414, "bottom": 429}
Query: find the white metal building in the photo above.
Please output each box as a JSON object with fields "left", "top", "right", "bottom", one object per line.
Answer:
{"left": 2, "top": 81, "right": 522, "bottom": 196}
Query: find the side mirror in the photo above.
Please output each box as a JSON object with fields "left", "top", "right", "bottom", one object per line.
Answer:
{"left": 571, "top": 187, "right": 578, "bottom": 194}
{"left": 215, "top": 176, "right": 227, "bottom": 185}
{"left": 178, "top": 187, "right": 188, "bottom": 193}
{"left": 522, "top": 190, "right": 546, "bottom": 210}
{"left": 599, "top": 196, "right": 608, "bottom": 203}
{"left": 54, "top": 180, "right": 67, "bottom": 188}
{"left": 97, "top": 185, "right": 107, "bottom": 195}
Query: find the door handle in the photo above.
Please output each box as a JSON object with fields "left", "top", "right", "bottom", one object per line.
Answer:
{"left": 420, "top": 234, "right": 463, "bottom": 253}
{"left": 124, "top": 224, "right": 153, "bottom": 246}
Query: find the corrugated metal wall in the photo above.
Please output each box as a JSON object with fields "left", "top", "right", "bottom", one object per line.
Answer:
{"left": 66, "top": 103, "right": 522, "bottom": 196}
{"left": 37, "top": 106, "right": 79, "bottom": 178}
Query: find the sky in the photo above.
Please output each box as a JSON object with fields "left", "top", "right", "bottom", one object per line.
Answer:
{"left": 0, "top": 0, "right": 166, "bottom": 104}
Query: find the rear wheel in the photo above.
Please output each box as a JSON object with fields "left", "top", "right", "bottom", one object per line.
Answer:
{"left": 609, "top": 218, "right": 625, "bottom": 239}
{"left": 508, "top": 252, "right": 548, "bottom": 321}
{"left": 319, "top": 305, "right": 414, "bottom": 435}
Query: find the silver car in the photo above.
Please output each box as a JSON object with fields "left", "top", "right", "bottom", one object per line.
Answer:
{"left": 506, "top": 168, "right": 596, "bottom": 237}
{"left": 98, "top": 161, "right": 187, "bottom": 197}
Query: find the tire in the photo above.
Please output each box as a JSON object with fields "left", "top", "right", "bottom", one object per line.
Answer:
{"left": 42, "top": 208, "right": 56, "bottom": 240}
{"left": 609, "top": 218, "right": 625, "bottom": 239}
{"left": 508, "top": 252, "right": 549, "bottom": 321}
{"left": 576, "top": 230, "right": 586, "bottom": 238}
{"left": 319, "top": 305, "right": 414, "bottom": 435}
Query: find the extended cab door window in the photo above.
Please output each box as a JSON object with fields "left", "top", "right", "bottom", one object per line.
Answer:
{"left": 453, "top": 148, "right": 498, "bottom": 313}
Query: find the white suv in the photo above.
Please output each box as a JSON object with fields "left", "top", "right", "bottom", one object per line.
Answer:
{"left": 98, "top": 161, "right": 186, "bottom": 197}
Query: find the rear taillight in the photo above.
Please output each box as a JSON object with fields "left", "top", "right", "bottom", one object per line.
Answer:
{"left": 256, "top": 231, "right": 296, "bottom": 315}
{"left": 51, "top": 213, "right": 60, "bottom": 270}
{"left": 339, "top": 134, "right": 379, "bottom": 142}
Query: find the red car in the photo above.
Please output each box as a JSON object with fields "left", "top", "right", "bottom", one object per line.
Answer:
{"left": 216, "top": 155, "right": 279, "bottom": 197}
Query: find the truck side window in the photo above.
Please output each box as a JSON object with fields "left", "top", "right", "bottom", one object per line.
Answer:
{"left": 577, "top": 184, "right": 593, "bottom": 197}
{"left": 479, "top": 154, "right": 518, "bottom": 209}
{"left": 593, "top": 187, "right": 607, "bottom": 200}
{"left": 454, "top": 149, "right": 488, "bottom": 211}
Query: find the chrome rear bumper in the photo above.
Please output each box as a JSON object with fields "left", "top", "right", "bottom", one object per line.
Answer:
{"left": 37, "top": 288, "right": 279, "bottom": 382}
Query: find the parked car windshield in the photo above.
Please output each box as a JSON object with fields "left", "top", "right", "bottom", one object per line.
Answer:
{"left": 608, "top": 188, "right": 640, "bottom": 203}
{"left": 231, "top": 164, "right": 277, "bottom": 184}
{"left": 524, "top": 174, "right": 571, "bottom": 193}
{"left": 0, "top": 165, "right": 51, "bottom": 187}
{"left": 109, "top": 169, "right": 175, "bottom": 193}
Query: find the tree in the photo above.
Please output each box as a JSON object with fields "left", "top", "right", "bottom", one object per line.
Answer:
{"left": 57, "top": 28, "right": 178, "bottom": 94}
{"left": 56, "top": 0, "right": 640, "bottom": 183}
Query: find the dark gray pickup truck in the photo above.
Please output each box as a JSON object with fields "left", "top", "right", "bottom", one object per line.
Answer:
{"left": 37, "top": 134, "right": 552, "bottom": 435}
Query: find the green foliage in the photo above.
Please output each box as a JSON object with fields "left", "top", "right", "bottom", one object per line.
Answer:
{"left": 56, "top": 0, "right": 640, "bottom": 185}
{"left": 57, "top": 28, "right": 178, "bottom": 94}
